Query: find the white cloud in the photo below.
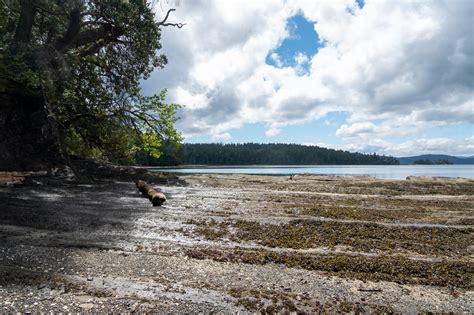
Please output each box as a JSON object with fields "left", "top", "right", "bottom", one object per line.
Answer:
{"left": 265, "top": 124, "right": 282, "bottom": 137}
{"left": 294, "top": 52, "right": 310, "bottom": 75}
{"left": 316, "top": 136, "right": 474, "bottom": 157}
{"left": 143, "top": 0, "right": 473, "bottom": 154}
{"left": 270, "top": 52, "right": 283, "bottom": 68}
{"left": 211, "top": 132, "right": 232, "bottom": 141}
{"left": 174, "top": 87, "right": 208, "bottom": 110}
{"left": 336, "top": 122, "right": 376, "bottom": 138}
{"left": 387, "top": 137, "right": 474, "bottom": 157}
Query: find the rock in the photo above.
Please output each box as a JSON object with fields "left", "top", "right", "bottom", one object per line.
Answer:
{"left": 77, "top": 295, "right": 94, "bottom": 302}
{"left": 79, "top": 303, "right": 95, "bottom": 310}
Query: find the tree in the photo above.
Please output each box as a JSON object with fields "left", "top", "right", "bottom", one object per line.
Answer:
{"left": 0, "top": 0, "right": 182, "bottom": 170}
{"left": 137, "top": 143, "right": 401, "bottom": 166}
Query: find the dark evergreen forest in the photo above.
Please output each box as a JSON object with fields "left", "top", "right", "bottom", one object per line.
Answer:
{"left": 136, "top": 143, "right": 400, "bottom": 166}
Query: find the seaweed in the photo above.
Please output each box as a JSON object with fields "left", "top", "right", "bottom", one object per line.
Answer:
{"left": 192, "top": 219, "right": 473, "bottom": 256}
{"left": 187, "top": 248, "right": 473, "bottom": 289}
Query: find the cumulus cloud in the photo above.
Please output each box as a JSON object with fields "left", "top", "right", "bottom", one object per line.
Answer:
{"left": 143, "top": 0, "right": 473, "bottom": 154}
{"left": 294, "top": 52, "right": 310, "bottom": 75}
{"left": 336, "top": 122, "right": 376, "bottom": 138}
{"left": 211, "top": 132, "right": 232, "bottom": 141}
{"left": 387, "top": 137, "right": 474, "bottom": 157}
{"left": 269, "top": 53, "right": 283, "bottom": 68}
{"left": 317, "top": 136, "right": 474, "bottom": 157}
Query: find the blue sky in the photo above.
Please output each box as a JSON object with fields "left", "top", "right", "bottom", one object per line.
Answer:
{"left": 265, "top": 14, "right": 321, "bottom": 73}
{"left": 356, "top": 0, "right": 365, "bottom": 9}
{"left": 143, "top": 0, "right": 474, "bottom": 157}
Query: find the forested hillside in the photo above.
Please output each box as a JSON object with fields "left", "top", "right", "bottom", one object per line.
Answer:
{"left": 137, "top": 143, "right": 399, "bottom": 166}
{"left": 398, "top": 155, "right": 474, "bottom": 165}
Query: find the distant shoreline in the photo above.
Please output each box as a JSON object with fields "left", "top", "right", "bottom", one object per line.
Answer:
{"left": 145, "top": 164, "right": 474, "bottom": 180}
{"left": 148, "top": 164, "right": 474, "bottom": 169}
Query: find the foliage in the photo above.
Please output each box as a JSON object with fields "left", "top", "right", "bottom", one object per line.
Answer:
{"left": 413, "top": 159, "right": 452, "bottom": 165}
{"left": 140, "top": 143, "right": 400, "bottom": 166}
{"left": 0, "top": 0, "right": 182, "bottom": 163}
{"left": 135, "top": 137, "right": 183, "bottom": 165}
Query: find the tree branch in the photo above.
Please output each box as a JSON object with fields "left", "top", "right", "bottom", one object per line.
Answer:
{"left": 78, "top": 40, "right": 107, "bottom": 58}
{"left": 14, "top": 0, "right": 36, "bottom": 44}
{"left": 62, "top": 113, "right": 104, "bottom": 129}
{"left": 53, "top": 5, "right": 124, "bottom": 54}
{"left": 157, "top": 8, "right": 175, "bottom": 25}
{"left": 160, "top": 22, "right": 186, "bottom": 28}
{"left": 35, "top": 3, "right": 67, "bottom": 16}
{"left": 54, "top": 8, "right": 82, "bottom": 51}
{"left": 125, "top": 109, "right": 160, "bottom": 135}
{"left": 157, "top": 8, "right": 185, "bottom": 28}
{"left": 69, "top": 25, "right": 123, "bottom": 50}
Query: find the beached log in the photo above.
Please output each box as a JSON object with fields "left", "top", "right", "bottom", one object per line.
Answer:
{"left": 136, "top": 180, "right": 166, "bottom": 206}
{"left": 0, "top": 175, "right": 24, "bottom": 187}
{"left": 0, "top": 171, "right": 29, "bottom": 187}
{"left": 0, "top": 171, "right": 49, "bottom": 187}
{"left": 138, "top": 182, "right": 154, "bottom": 196}
{"left": 136, "top": 180, "right": 149, "bottom": 194}
{"left": 148, "top": 190, "right": 166, "bottom": 206}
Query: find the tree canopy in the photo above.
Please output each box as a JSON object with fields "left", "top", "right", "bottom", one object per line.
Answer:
{"left": 138, "top": 143, "right": 400, "bottom": 166}
{"left": 0, "top": 0, "right": 182, "bottom": 166}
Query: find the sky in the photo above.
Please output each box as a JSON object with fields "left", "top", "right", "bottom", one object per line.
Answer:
{"left": 141, "top": 0, "right": 474, "bottom": 157}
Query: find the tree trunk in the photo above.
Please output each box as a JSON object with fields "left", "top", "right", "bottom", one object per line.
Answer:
{"left": 0, "top": 87, "right": 65, "bottom": 171}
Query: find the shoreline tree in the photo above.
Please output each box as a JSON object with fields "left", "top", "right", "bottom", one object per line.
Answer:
{"left": 0, "top": 0, "right": 182, "bottom": 170}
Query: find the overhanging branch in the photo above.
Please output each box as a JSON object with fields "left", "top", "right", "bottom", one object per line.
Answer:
{"left": 157, "top": 8, "right": 185, "bottom": 28}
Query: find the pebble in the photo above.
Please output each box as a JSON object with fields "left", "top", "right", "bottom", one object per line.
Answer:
{"left": 79, "top": 303, "right": 95, "bottom": 310}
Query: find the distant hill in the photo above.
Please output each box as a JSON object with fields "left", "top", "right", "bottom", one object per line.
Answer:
{"left": 137, "top": 143, "right": 400, "bottom": 166}
{"left": 398, "top": 154, "right": 474, "bottom": 165}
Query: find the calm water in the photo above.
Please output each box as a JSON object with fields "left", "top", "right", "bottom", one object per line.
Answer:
{"left": 150, "top": 165, "right": 474, "bottom": 180}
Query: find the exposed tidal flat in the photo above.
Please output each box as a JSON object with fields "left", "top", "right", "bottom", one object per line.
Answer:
{"left": 0, "top": 173, "right": 473, "bottom": 312}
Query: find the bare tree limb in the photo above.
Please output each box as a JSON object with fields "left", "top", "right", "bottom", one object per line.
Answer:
{"left": 157, "top": 8, "right": 185, "bottom": 28}
{"left": 157, "top": 8, "right": 175, "bottom": 25}
{"left": 160, "top": 22, "right": 186, "bottom": 28}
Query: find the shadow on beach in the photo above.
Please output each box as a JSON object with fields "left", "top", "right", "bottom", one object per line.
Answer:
{"left": 0, "top": 179, "right": 156, "bottom": 286}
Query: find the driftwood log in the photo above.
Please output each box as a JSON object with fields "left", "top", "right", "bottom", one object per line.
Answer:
{"left": 136, "top": 180, "right": 166, "bottom": 206}
{"left": 0, "top": 171, "right": 47, "bottom": 187}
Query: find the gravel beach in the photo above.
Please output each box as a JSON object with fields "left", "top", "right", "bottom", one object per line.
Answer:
{"left": 0, "top": 174, "right": 472, "bottom": 313}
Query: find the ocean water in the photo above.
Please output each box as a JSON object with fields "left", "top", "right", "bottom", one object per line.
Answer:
{"left": 149, "top": 164, "right": 474, "bottom": 180}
